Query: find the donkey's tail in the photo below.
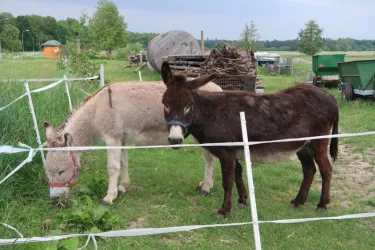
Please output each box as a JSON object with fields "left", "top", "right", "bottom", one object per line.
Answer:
{"left": 330, "top": 115, "right": 339, "bottom": 162}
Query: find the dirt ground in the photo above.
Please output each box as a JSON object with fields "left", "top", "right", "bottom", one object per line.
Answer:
{"left": 309, "top": 143, "right": 375, "bottom": 210}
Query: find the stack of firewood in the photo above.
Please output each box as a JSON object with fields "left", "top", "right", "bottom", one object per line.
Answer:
{"left": 166, "top": 55, "right": 206, "bottom": 77}
{"left": 163, "top": 45, "right": 263, "bottom": 92}
{"left": 199, "top": 45, "right": 257, "bottom": 77}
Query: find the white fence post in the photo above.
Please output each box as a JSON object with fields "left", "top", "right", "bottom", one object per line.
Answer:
{"left": 64, "top": 75, "right": 73, "bottom": 112}
{"left": 240, "top": 111, "right": 262, "bottom": 250}
{"left": 138, "top": 71, "right": 142, "bottom": 81}
{"left": 100, "top": 64, "right": 104, "bottom": 87}
{"left": 24, "top": 82, "right": 46, "bottom": 166}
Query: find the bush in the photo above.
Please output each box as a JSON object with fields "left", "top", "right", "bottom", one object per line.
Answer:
{"left": 114, "top": 42, "right": 144, "bottom": 60}
{"left": 57, "top": 39, "right": 104, "bottom": 78}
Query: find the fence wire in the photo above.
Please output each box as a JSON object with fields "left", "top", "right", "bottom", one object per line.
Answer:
{"left": 1, "top": 68, "right": 375, "bottom": 249}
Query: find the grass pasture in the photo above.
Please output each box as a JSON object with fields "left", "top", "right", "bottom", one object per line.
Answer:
{"left": 1, "top": 53, "right": 375, "bottom": 249}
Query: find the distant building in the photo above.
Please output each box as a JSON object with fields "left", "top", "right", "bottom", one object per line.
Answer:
{"left": 41, "top": 40, "right": 61, "bottom": 59}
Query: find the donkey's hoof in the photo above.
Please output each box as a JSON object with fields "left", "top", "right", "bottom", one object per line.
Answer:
{"left": 237, "top": 203, "right": 246, "bottom": 209}
{"left": 216, "top": 208, "right": 229, "bottom": 219}
{"left": 200, "top": 189, "right": 210, "bottom": 196}
{"left": 289, "top": 202, "right": 300, "bottom": 209}
{"left": 117, "top": 185, "right": 126, "bottom": 194}
{"left": 316, "top": 207, "right": 326, "bottom": 213}
{"left": 216, "top": 212, "right": 225, "bottom": 220}
{"left": 102, "top": 200, "right": 113, "bottom": 206}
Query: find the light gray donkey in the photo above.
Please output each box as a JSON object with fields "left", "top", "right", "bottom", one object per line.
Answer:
{"left": 43, "top": 80, "right": 222, "bottom": 205}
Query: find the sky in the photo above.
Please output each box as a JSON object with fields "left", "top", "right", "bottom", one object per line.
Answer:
{"left": 1, "top": 0, "right": 374, "bottom": 40}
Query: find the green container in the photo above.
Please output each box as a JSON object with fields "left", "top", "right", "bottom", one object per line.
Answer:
{"left": 312, "top": 54, "right": 345, "bottom": 77}
{"left": 338, "top": 59, "right": 375, "bottom": 95}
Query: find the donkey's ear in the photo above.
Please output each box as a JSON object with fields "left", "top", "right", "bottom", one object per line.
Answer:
{"left": 161, "top": 61, "right": 172, "bottom": 85}
{"left": 44, "top": 121, "right": 55, "bottom": 139}
{"left": 188, "top": 73, "right": 218, "bottom": 89}
{"left": 64, "top": 133, "right": 73, "bottom": 147}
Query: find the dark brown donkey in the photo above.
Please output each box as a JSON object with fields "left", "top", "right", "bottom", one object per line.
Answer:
{"left": 161, "top": 61, "right": 339, "bottom": 217}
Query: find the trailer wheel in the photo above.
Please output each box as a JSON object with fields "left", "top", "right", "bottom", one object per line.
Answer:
{"left": 342, "top": 83, "right": 353, "bottom": 101}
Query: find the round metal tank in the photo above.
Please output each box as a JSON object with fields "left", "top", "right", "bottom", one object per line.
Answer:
{"left": 147, "top": 30, "right": 201, "bottom": 71}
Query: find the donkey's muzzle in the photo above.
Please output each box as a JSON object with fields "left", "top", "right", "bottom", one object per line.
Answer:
{"left": 50, "top": 187, "right": 69, "bottom": 199}
{"left": 168, "top": 137, "right": 183, "bottom": 150}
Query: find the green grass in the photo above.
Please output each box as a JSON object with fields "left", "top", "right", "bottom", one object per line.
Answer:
{"left": 1, "top": 55, "right": 375, "bottom": 249}
{"left": 266, "top": 50, "right": 375, "bottom": 62}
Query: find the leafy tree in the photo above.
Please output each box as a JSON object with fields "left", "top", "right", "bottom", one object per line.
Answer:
{"left": 57, "top": 38, "right": 104, "bottom": 78}
{"left": 89, "top": 0, "right": 127, "bottom": 55}
{"left": 0, "top": 24, "right": 21, "bottom": 52}
{"left": 289, "top": 39, "right": 299, "bottom": 51}
{"left": 127, "top": 31, "right": 158, "bottom": 49}
{"left": 56, "top": 18, "right": 86, "bottom": 44}
{"left": 298, "top": 20, "right": 324, "bottom": 55}
{"left": 240, "top": 20, "right": 260, "bottom": 53}
{"left": 0, "top": 12, "right": 16, "bottom": 33}
{"left": 241, "top": 23, "right": 251, "bottom": 53}
{"left": 337, "top": 38, "right": 351, "bottom": 51}
{"left": 27, "top": 15, "right": 46, "bottom": 51}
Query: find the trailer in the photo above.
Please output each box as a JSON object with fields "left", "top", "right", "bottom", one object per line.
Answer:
{"left": 312, "top": 54, "right": 345, "bottom": 87}
{"left": 339, "top": 59, "right": 375, "bottom": 101}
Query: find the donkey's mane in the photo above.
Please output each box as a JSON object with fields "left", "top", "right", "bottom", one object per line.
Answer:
{"left": 57, "top": 84, "right": 110, "bottom": 133}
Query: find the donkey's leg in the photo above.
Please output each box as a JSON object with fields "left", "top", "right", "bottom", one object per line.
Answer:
{"left": 103, "top": 140, "right": 122, "bottom": 206}
{"left": 291, "top": 145, "right": 317, "bottom": 208}
{"left": 235, "top": 160, "right": 248, "bottom": 209}
{"left": 217, "top": 151, "right": 236, "bottom": 217}
{"left": 198, "top": 148, "right": 215, "bottom": 194}
{"left": 312, "top": 139, "right": 333, "bottom": 211}
{"left": 118, "top": 148, "right": 130, "bottom": 194}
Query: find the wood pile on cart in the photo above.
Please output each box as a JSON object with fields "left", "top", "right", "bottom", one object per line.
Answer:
{"left": 165, "top": 45, "right": 263, "bottom": 92}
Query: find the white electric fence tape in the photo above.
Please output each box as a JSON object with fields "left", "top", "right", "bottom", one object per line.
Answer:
{"left": 0, "top": 76, "right": 99, "bottom": 83}
{"left": 0, "top": 75, "right": 99, "bottom": 112}
{"left": 0, "top": 223, "right": 24, "bottom": 238}
{"left": 1, "top": 130, "right": 375, "bottom": 188}
{"left": 1, "top": 130, "right": 375, "bottom": 248}
{"left": 2, "top": 212, "right": 375, "bottom": 248}
{"left": 240, "top": 112, "right": 261, "bottom": 249}
{"left": 25, "top": 82, "right": 46, "bottom": 166}
{"left": 64, "top": 75, "right": 73, "bottom": 111}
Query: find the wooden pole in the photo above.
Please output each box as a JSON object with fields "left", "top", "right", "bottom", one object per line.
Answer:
{"left": 76, "top": 39, "right": 81, "bottom": 78}
{"left": 201, "top": 30, "right": 204, "bottom": 55}
{"left": 100, "top": 64, "right": 105, "bottom": 87}
{"left": 76, "top": 39, "right": 81, "bottom": 54}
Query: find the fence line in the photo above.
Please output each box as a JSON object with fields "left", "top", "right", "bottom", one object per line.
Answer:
{"left": 293, "top": 58, "right": 312, "bottom": 64}
{"left": 1, "top": 67, "right": 375, "bottom": 249}
{"left": 0, "top": 75, "right": 100, "bottom": 112}
{"left": 25, "top": 82, "right": 46, "bottom": 166}
{"left": 64, "top": 75, "right": 73, "bottom": 111}
{"left": 2, "top": 130, "right": 375, "bottom": 248}
{"left": 0, "top": 75, "right": 99, "bottom": 83}
{"left": 2, "top": 211, "right": 375, "bottom": 248}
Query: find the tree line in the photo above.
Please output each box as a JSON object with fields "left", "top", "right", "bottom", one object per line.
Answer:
{"left": 199, "top": 38, "right": 375, "bottom": 52}
{"left": 1, "top": 1, "right": 375, "bottom": 55}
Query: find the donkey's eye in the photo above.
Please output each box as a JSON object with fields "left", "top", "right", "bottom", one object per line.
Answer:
{"left": 58, "top": 170, "right": 66, "bottom": 175}
{"left": 164, "top": 104, "right": 170, "bottom": 113}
